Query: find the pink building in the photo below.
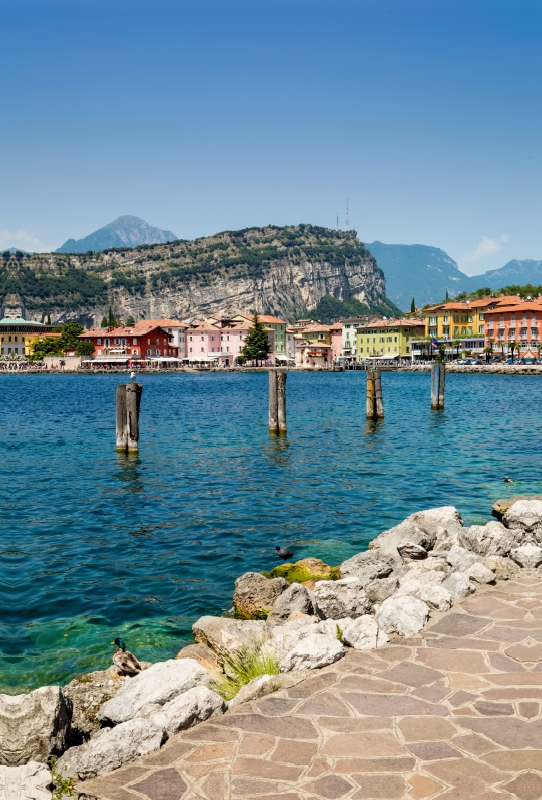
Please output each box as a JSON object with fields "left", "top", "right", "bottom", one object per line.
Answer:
{"left": 328, "top": 322, "right": 343, "bottom": 362}
{"left": 185, "top": 317, "right": 275, "bottom": 366}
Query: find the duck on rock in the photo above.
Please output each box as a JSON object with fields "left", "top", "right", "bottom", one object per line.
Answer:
{"left": 111, "top": 637, "right": 142, "bottom": 675}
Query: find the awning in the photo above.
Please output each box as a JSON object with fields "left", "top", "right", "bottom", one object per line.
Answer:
{"left": 367, "top": 355, "right": 400, "bottom": 360}
{"left": 181, "top": 355, "right": 221, "bottom": 362}
{"left": 148, "top": 357, "right": 183, "bottom": 362}
{"left": 82, "top": 357, "right": 130, "bottom": 363}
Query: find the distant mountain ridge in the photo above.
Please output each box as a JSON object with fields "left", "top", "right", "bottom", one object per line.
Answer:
{"left": 467, "top": 259, "right": 542, "bottom": 291}
{"left": 56, "top": 215, "right": 178, "bottom": 254}
{"left": 365, "top": 241, "right": 471, "bottom": 310}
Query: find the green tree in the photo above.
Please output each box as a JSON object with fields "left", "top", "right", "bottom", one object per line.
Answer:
{"left": 126, "top": 315, "right": 135, "bottom": 326}
{"left": 101, "top": 316, "right": 108, "bottom": 327}
{"left": 29, "top": 337, "right": 64, "bottom": 361}
{"left": 445, "top": 289, "right": 449, "bottom": 301}
{"left": 76, "top": 340, "right": 95, "bottom": 356}
{"left": 452, "top": 339, "right": 462, "bottom": 360}
{"left": 410, "top": 298, "right": 415, "bottom": 313}
{"left": 240, "top": 312, "right": 271, "bottom": 365}
{"left": 46, "top": 314, "right": 51, "bottom": 325}
{"left": 108, "top": 306, "right": 115, "bottom": 326}
{"left": 60, "top": 320, "right": 84, "bottom": 351}
{"left": 436, "top": 343, "right": 447, "bottom": 362}
{"left": 509, "top": 340, "right": 517, "bottom": 363}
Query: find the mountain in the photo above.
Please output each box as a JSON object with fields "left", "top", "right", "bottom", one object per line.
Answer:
{"left": 56, "top": 215, "right": 178, "bottom": 254}
{"left": 467, "top": 259, "right": 542, "bottom": 291}
{"left": 3, "top": 225, "right": 391, "bottom": 326}
{"left": 1, "top": 247, "right": 32, "bottom": 255}
{"left": 365, "top": 241, "right": 471, "bottom": 311}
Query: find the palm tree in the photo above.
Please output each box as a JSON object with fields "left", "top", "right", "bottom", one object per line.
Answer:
{"left": 509, "top": 340, "right": 517, "bottom": 363}
{"left": 452, "top": 339, "right": 462, "bottom": 361}
{"left": 536, "top": 343, "right": 542, "bottom": 363}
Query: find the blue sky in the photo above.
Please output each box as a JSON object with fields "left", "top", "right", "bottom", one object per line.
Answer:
{"left": 1, "top": 0, "right": 540, "bottom": 274}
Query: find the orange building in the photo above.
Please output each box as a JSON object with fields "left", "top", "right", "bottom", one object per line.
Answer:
{"left": 485, "top": 298, "right": 542, "bottom": 358}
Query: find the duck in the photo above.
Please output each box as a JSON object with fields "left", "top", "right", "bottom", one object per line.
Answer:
{"left": 111, "top": 637, "right": 142, "bottom": 675}
{"left": 504, "top": 476, "right": 515, "bottom": 483}
{"left": 275, "top": 545, "right": 294, "bottom": 560}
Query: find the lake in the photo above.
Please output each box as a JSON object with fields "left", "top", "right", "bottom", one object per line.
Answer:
{"left": 1, "top": 370, "right": 539, "bottom": 692}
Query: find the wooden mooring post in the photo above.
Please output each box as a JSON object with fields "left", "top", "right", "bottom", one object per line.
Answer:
{"left": 431, "top": 362, "right": 446, "bottom": 410}
{"left": 366, "top": 370, "right": 384, "bottom": 419}
{"left": 269, "top": 369, "right": 287, "bottom": 435}
{"left": 116, "top": 382, "right": 143, "bottom": 452}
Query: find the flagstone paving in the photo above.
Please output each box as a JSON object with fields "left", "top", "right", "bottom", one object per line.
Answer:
{"left": 79, "top": 575, "right": 542, "bottom": 800}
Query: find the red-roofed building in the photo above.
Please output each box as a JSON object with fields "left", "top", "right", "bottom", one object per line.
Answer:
{"left": 185, "top": 317, "right": 276, "bottom": 366}
{"left": 79, "top": 320, "right": 180, "bottom": 366}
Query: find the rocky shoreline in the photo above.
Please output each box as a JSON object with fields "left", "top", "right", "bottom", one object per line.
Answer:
{"left": 2, "top": 496, "right": 541, "bottom": 798}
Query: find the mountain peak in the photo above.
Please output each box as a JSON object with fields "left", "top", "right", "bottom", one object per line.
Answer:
{"left": 56, "top": 216, "right": 178, "bottom": 253}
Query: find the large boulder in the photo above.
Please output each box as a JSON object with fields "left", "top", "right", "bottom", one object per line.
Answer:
{"left": 376, "top": 596, "right": 430, "bottom": 638}
{"left": 342, "top": 616, "right": 389, "bottom": 650}
{"left": 503, "top": 499, "right": 542, "bottom": 537}
{"left": 313, "top": 578, "right": 371, "bottom": 620}
{"left": 369, "top": 507, "right": 463, "bottom": 559}
{"left": 77, "top": 718, "right": 165, "bottom": 780}
{"left": 510, "top": 543, "right": 542, "bottom": 568}
{"left": 151, "top": 686, "right": 225, "bottom": 737}
{"left": 63, "top": 665, "right": 126, "bottom": 742}
{"left": 266, "top": 584, "right": 314, "bottom": 628}
{"left": 228, "top": 675, "right": 280, "bottom": 709}
{"left": 175, "top": 643, "right": 221, "bottom": 673}
{"left": 97, "top": 659, "right": 207, "bottom": 725}
{"left": 484, "top": 555, "right": 521, "bottom": 580}
{"left": 458, "top": 521, "right": 515, "bottom": 557}
{"left": 0, "top": 762, "right": 52, "bottom": 800}
{"left": 0, "top": 687, "right": 72, "bottom": 767}
{"left": 338, "top": 551, "right": 396, "bottom": 583}
{"left": 446, "top": 545, "right": 481, "bottom": 572}
{"left": 192, "top": 617, "right": 267, "bottom": 655}
{"left": 280, "top": 634, "right": 344, "bottom": 672}
{"left": 270, "top": 618, "right": 318, "bottom": 659}
{"left": 442, "top": 572, "right": 475, "bottom": 599}
{"left": 465, "top": 563, "right": 495, "bottom": 584}
{"left": 233, "top": 572, "right": 288, "bottom": 618}
{"left": 364, "top": 576, "right": 399, "bottom": 604}
{"left": 394, "top": 579, "right": 452, "bottom": 612}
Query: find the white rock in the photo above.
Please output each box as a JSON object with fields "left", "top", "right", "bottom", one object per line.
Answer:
{"left": 315, "top": 618, "right": 353, "bottom": 638}
{"left": 0, "top": 762, "right": 52, "bottom": 800}
{"left": 510, "top": 543, "right": 542, "bottom": 568}
{"left": 228, "top": 675, "right": 280, "bottom": 709}
{"left": 342, "top": 615, "right": 389, "bottom": 650}
{"left": 270, "top": 618, "right": 316, "bottom": 658}
{"left": 266, "top": 584, "right": 315, "bottom": 627}
{"left": 393, "top": 579, "right": 452, "bottom": 612}
{"left": 338, "top": 551, "right": 396, "bottom": 583}
{"left": 458, "top": 521, "right": 515, "bottom": 557}
{"left": 280, "top": 634, "right": 344, "bottom": 672}
{"left": 465, "top": 563, "right": 496, "bottom": 584}
{"left": 484, "top": 555, "right": 521, "bottom": 580}
{"left": 399, "top": 568, "right": 445, "bottom": 586}
{"left": 442, "top": 571, "right": 475, "bottom": 599}
{"left": 370, "top": 507, "right": 463, "bottom": 559}
{"left": 0, "top": 687, "right": 72, "bottom": 767}
{"left": 364, "top": 576, "right": 399, "bottom": 604}
{"left": 503, "top": 499, "right": 542, "bottom": 535}
{"left": 151, "top": 686, "right": 225, "bottom": 736}
{"left": 77, "top": 718, "right": 165, "bottom": 780}
{"left": 97, "top": 659, "right": 207, "bottom": 725}
{"left": 313, "top": 578, "right": 371, "bottom": 620}
{"left": 192, "top": 616, "right": 267, "bottom": 654}
{"left": 376, "top": 595, "right": 430, "bottom": 637}
{"left": 446, "top": 545, "right": 481, "bottom": 572}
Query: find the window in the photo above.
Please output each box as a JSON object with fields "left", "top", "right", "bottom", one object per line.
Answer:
{"left": 189, "top": 336, "right": 193, "bottom": 342}
{"left": 148, "top": 338, "right": 151, "bottom": 344}
{"left": 97, "top": 338, "right": 101, "bottom": 345}
{"left": 156, "top": 349, "right": 160, "bottom": 356}
{"left": 147, "top": 349, "right": 151, "bottom": 355}
{"left": 189, "top": 347, "right": 193, "bottom": 353}
{"left": 201, "top": 347, "right": 204, "bottom": 352}
{"left": 406, "top": 346, "right": 410, "bottom": 353}
{"left": 479, "top": 313, "right": 485, "bottom": 320}
{"left": 133, "top": 338, "right": 137, "bottom": 345}
{"left": 454, "top": 315, "right": 459, "bottom": 322}
{"left": 394, "top": 337, "right": 397, "bottom": 343}
{"left": 211, "top": 336, "right": 215, "bottom": 341}
{"left": 201, "top": 336, "right": 204, "bottom": 341}
{"left": 478, "top": 325, "right": 484, "bottom": 334}
{"left": 443, "top": 315, "right": 449, "bottom": 323}
{"left": 132, "top": 349, "right": 137, "bottom": 355}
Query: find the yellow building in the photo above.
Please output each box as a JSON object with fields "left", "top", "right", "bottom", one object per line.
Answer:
{"left": 356, "top": 318, "right": 425, "bottom": 359}
{"left": 0, "top": 317, "right": 59, "bottom": 356}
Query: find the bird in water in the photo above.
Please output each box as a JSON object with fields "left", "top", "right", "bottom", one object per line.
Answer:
{"left": 130, "top": 371, "right": 137, "bottom": 381}
{"left": 275, "top": 545, "right": 293, "bottom": 560}
{"left": 111, "top": 637, "right": 142, "bottom": 675}
{"left": 505, "top": 476, "right": 515, "bottom": 483}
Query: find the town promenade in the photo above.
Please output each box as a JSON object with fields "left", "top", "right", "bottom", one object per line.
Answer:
{"left": 79, "top": 575, "right": 542, "bottom": 800}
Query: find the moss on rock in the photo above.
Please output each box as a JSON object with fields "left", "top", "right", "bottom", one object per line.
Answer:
{"left": 262, "top": 557, "right": 339, "bottom": 584}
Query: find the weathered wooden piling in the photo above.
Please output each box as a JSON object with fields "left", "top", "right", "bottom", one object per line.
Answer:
{"left": 366, "top": 370, "right": 384, "bottom": 419}
{"left": 116, "top": 385, "right": 128, "bottom": 451}
{"left": 116, "top": 383, "right": 143, "bottom": 452}
{"left": 268, "top": 369, "right": 278, "bottom": 434}
{"left": 438, "top": 360, "right": 446, "bottom": 409}
{"left": 277, "top": 370, "right": 287, "bottom": 435}
{"left": 431, "top": 364, "right": 439, "bottom": 410}
{"left": 374, "top": 370, "right": 384, "bottom": 418}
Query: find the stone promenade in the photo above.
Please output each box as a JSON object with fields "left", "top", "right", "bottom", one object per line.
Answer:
{"left": 79, "top": 575, "right": 542, "bottom": 800}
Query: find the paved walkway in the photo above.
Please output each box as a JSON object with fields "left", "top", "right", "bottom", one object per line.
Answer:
{"left": 80, "top": 575, "right": 542, "bottom": 800}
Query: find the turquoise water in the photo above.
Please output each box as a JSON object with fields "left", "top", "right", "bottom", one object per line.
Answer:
{"left": 1, "top": 371, "right": 540, "bottom": 692}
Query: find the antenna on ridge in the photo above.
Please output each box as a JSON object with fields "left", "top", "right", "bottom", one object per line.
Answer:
{"left": 345, "top": 199, "right": 349, "bottom": 232}
{"left": 336, "top": 213, "right": 339, "bottom": 231}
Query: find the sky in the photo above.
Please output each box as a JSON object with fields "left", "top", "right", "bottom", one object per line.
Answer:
{"left": 1, "top": 0, "right": 540, "bottom": 275}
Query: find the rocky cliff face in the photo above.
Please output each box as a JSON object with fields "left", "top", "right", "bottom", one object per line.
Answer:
{"left": 1, "top": 225, "right": 387, "bottom": 325}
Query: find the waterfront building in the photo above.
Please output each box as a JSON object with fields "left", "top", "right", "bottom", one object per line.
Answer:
{"left": 80, "top": 321, "right": 175, "bottom": 366}
{"left": 294, "top": 322, "right": 333, "bottom": 368}
{"left": 356, "top": 318, "right": 425, "bottom": 360}
{"left": 421, "top": 296, "right": 524, "bottom": 358}
{"left": 0, "top": 317, "right": 59, "bottom": 356}
{"left": 328, "top": 322, "right": 343, "bottom": 361}
{"left": 186, "top": 317, "right": 275, "bottom": 366}
{"left": 486, "top": 298, "right": 542, "bottom": 358}
{"left": 232, "top": 314, "right": 287, "bottom": 357}
{"left": 341, "top": 315, "right": 380, "bottom": 359}
{"left": 143, "top": 319, "right": 188, "bottom": 358}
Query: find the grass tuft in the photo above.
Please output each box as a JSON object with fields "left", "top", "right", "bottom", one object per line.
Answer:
{"left": 50, "top": 757, "right": 74, "bottom": 800}
{"left": 210, "top": 643, "right": 279, "bottom": 702}
{"left": 262, "top": 563, "right": 339, "bottom": 584}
